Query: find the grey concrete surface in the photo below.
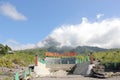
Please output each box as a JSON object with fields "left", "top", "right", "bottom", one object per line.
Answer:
{"left": 32, "top": 75, "right": 120, "bottom": 80}
{"left": 46, "top": 64, "right": 75, "bottom": 71}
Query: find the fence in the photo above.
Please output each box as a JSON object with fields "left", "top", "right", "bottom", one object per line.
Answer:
{"left": 104, "top": 62, "right": 120, "bottom": 71}
{"left": 39, "top": 56, "right": 90, "bottom": 64}
{"left": 14, "top": 68, "right": 32, "bottom": 80}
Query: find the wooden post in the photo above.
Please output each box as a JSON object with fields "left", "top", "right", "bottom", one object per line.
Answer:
{"left": 35, "top": 54, "right": 38, "bottom": 66}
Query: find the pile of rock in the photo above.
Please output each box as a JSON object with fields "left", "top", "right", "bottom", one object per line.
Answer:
{"left": 92, "top": 64, "right": 120, "bottom": 78}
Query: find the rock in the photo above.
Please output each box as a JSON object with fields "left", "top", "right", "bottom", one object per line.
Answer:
{"left": 34, "top": 62, "right": 51, "bottom": 77}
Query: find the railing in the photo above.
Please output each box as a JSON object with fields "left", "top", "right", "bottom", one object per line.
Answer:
{"left": 104, "top": 62, "right": 120, "bottom": 71}
{"left": 75, "top": 56, "right": 90, "bottom": 64}
{"left": 39, "top": 56, "right": 90, "bottom": 64}
{"left": 14, "top": 68, "right": 32, "bottom": 80}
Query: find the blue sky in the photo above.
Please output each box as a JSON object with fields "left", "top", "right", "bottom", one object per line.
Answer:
{"left": 0, "top": 0, "right": 120, "bottom": 50}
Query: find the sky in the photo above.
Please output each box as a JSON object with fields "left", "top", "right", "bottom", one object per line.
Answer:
{"left": 0, "top": 0, "right": 120, "bottom": 50}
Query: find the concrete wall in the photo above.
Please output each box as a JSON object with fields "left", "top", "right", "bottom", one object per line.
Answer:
{"left": 45, "top": 57, "right": 76, "bottom": 64}
{"left": 46, "top": 64, "right": 75, "bottom": 72}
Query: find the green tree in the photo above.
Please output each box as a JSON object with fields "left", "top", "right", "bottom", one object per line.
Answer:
{"left": 0, "top": 44, "right": 12, "bottom": 55}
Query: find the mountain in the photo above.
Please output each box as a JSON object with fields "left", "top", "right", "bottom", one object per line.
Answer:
{"left": 71, "top": 46, "right": 107, "bottom": 54}
{"left": 37, "top": 37, "right": 107, "bottom": 54}
{"left": 46, "top": 46, "right": 73, "bottom": 53}
{"left": 45, "top": 46, "right": 107, "bottom": 54}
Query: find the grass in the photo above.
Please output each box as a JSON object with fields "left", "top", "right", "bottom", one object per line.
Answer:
{"left": 0, "top": 52, "right": 35, "bottom": 68}
{"left": 75, "top": 50, "right": 120, "bottom": 63}
{"left": 93, "top": 50, "right": 120, "bottom": 63}
{"left": 0, "top": 70, "right": 2, "bottom": 75}
{"left": 3, "top": 77, "right": 13, "bottom": 80}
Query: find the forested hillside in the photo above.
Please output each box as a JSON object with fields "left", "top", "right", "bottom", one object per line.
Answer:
{"left": 46, "top": 46, "right": 107, "bottom": 54}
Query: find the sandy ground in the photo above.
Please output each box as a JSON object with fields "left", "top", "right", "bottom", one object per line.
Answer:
{"left": 32, "top": 75, "right": 120, "bottom": 80}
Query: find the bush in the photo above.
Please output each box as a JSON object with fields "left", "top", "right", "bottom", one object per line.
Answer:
{"left": 0, "top": 58, "right": 13, "bottom": 68}
{"left": 0, "top": 52, "right": 34, "bottom": 67}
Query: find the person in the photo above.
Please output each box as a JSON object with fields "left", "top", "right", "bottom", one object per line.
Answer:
{"left": 86, "top": 52, "right": 95, "bottom": 76}
{"left": 90, "top": 52, "right": 94, "bottom": 64}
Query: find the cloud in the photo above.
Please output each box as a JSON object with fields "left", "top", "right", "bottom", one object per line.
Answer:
{"left": 38, "top": 17, "right": 120, "bottom": 49}
{"left": 37, "top": 36, "right": 60, "bottom": 48}
{"left": 0, "top": 2, "right": 27, "bottom": 20}
{"left": 4, "top": 17, "right": 120, "bottom": 50}
{"left": 96, "top": 13, "right": 104, "bottom": 19}
{"left": 6, "top": 39, "right": 36, "bottom": 50}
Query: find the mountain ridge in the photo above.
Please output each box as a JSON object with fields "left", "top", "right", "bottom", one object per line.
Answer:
{"left": 43, "top": 45, "right": 107, "bottom": 54}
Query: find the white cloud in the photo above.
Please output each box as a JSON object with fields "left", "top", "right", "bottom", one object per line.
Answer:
{"left": 96, "top": 13, "right": 104, "bottom": 19}
{"left": 6, "top": 39, "right": 36, "bottom": 50}
{"left": 0, "top": 2, "right": 27, "bottom": 20}
{"left": 37, "top": 17, "right": 120, "bottom": 49}
{"left": 4, "top": 17, "right": 120, "bottom": 50}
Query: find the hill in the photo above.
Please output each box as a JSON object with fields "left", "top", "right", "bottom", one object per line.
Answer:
{"left": 71, "top": 46, "right": 107, "bottom": 54}
{"left": 45, "top": 46, "right": 107, "bottom": 54}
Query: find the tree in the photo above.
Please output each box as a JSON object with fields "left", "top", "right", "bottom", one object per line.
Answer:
{"left": 0, "top": 44, "right": 5, "bottom": 54}
{"left": 0, "top": 44, "right": 12, "bottom": 55}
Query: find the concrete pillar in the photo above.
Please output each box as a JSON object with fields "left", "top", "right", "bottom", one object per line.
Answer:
{"left": 29, "top": 68, "right": 32, "bottom": 75}
{"left": 114, "top": 63, "right": 117, "bottom": 69}
{"left": 24, "top": 70, "right": 27, "bottom": 79}
{"left": 86, "top": 56, "right": 89, "bottom": 61}
{"left": 67, "top": 60, "right": 69, "bottom": 64}
{"left": 14, "top": 72, "right": 19, "bottom": 80}
{"left": 35, "top": 54, "right": 38, "bottom": 66}
{"left": 60, "top": 60, "right": 62, "bottom": 64}
{"left": 52, "top": 61, "right": 55, "bottom": 64}
{"left": 75, "top": 59, "right": 79, "bottom": 64}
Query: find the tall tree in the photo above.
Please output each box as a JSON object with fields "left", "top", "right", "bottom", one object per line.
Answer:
{"left": 0, "top": 44, "right": 12, "bottom": 55}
